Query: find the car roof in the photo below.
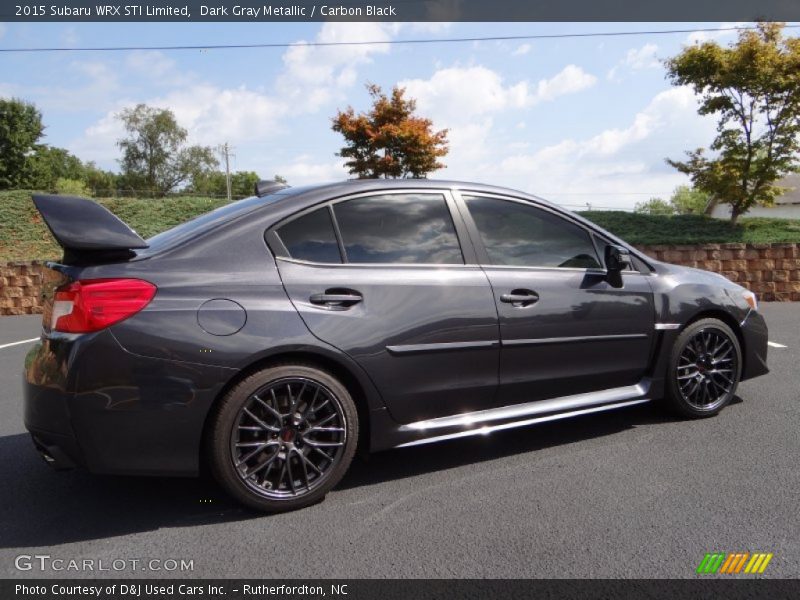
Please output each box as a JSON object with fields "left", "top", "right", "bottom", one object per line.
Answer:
{"left": 268, "top": 179, "right": 557, "bottom": 210}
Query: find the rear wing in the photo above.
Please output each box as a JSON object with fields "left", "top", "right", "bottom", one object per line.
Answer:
{"left": 32, "top": 194, "right": 148, "bottom": 264}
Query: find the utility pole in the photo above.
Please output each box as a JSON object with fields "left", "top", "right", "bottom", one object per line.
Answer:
{"left": 219, "top": 143, "right": 234, "bottom": 202}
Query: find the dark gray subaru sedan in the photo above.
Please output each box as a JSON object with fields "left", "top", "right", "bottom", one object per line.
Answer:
{"left": 24, "top": 180, "right": 768, "bottom": 512}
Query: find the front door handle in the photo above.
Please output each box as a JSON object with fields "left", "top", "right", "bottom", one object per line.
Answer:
{"left": 309, "top": 289, "right": 363, "bottom": 309}
{"left": 500, "top": 289, "right": 539, "bottom": 307}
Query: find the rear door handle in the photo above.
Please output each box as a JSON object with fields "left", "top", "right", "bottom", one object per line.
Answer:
{"left": 500, "top": 290, "right": 539, "bottom": 307}
{"left": 309, "top": 290, "right": 363, "bottom": 308}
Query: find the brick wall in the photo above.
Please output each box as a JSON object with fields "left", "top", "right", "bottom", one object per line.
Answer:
{"left": 0, "top": 262, "right": 56, "bottom": 316}
{"left": 2, "top": 243, "right": 800, "bottom": 315}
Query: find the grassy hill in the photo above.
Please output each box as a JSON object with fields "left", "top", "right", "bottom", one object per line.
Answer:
{"left": 0, "top": 190, "right": 230, "bottom": 263}
{"left": 1, "top": 190, "right": 799, "bottom": 263}
{"left": 578, "top": 211, "right": 800, "bottom": 246}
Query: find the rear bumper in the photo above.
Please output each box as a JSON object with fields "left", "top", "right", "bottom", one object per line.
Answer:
{"left": 23, "top": 330, "right": 235, "bottom": 477}
{"left": 740, "top": 310, "right": 769, "bottom": 381}
{"left": 23, "top": 336, "right": 86, "bottom": 469}
{"left": 29, "top": 429, "right": 81, "bottom": 470}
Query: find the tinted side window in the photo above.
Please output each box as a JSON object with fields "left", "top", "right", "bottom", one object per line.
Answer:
{"left": 464, "top": 196, "right": 601, "bottom": 269}
{"left": 276, "top": 207, "right": 342, "bottom": 264}
{"left": 334, "top": 194, "right": 463, "bottom": 264}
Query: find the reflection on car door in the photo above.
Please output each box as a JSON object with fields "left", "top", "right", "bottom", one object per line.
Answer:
{"left": 271, "top": 191, "right": 501, "bottom": 424}
{"left": 458, "top": 194, "right": 655, "bottom": 406}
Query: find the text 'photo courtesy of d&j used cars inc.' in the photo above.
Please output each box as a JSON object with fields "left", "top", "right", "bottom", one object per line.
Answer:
{"left": 1, "top": 1, "right": 799, "bottom": 598}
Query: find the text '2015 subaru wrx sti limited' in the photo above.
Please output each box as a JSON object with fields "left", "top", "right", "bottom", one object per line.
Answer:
{"left": 24, "top": 180, "right": 768, "bottom": 512}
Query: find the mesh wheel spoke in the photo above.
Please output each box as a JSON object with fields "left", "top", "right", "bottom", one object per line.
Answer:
{"left": 677, "top": 328, "right": 737, "bottom": 410}
{"left": 231, "top": 376, "right": 347, "bottom": 500}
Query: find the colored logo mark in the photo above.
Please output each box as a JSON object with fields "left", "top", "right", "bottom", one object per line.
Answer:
{"left": 696, "top": 552, "right": 773, "bottom": 574}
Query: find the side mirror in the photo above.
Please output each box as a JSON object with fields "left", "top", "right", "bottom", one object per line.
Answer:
{"left": 605, "top": 244, "right": 632, "bottom": 272}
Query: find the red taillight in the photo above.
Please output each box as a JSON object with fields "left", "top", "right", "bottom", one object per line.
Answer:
{"left": 51, "top": 279, "right": 157, "bottom": 333}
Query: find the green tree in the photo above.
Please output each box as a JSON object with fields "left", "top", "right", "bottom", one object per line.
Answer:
{"left": 230, "top": 171, "right": 261, "bottom": 198}
{"left": 24, "top": 145, "right": 84, "bottom": 191}
{"left": 665, "top": 22, "right": 800, "bottom": 224}
{"left": 669, "top": 185, "right": 710, "bottom": 214}
{"left": 191, "top": 170, "right": 265, "bottom": 199}
{"left": 634, "top": 197, "right": 676, "bottom": 215}
{"left": 332, "top": 84, "right": 449, "bottom": 178}
{"left": 54, "top": 177, "right": 91, "bottom": 197}
{"left": 0, "top": 98, "right": 44, "bottom": 189}
{"left": 191, "top": 170, "right": 228, "bottom": 197}
{"left": 82, "top": 162, "right": 119, "bottom": 197}
{"left": 117, "top": 103, "right": 218, "bottom": 196}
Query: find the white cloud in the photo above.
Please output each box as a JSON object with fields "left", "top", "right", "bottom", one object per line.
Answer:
{"left": 71, "top": 22, "right": 400, "bottom": 166}
{"left": 277, "top": 22, "right": 394, "bottom": 113}
{"left": 685, "top": 22, "right": 748, "bottom": 45}
{"left": 273, "top": 156, "right": 347, "bottom": 184}
{"left": 401, "top": 64, "right": 596, "bottom": 124}
{"left": 533, "top": 64, "right": 597, "bottom": 103}
{"left": 624, "top": 43, "right": 660, "bottom": 70}
{"left": 512, "top": 43, "right": 532, "bottom": 56}
{"left": 396, "top": 63, "right": 596, "bottom": 180}
{"left": 497, "top": 86, "right": 717, "bottom": 208}
{"left": 126, "top": 50, "right": 176, "bottom": 78}
{"left": 23, "top": 60, "right": 122, "bottom": 113}
{"left": 608, "top": 43, "right": 660, "bottom": 81}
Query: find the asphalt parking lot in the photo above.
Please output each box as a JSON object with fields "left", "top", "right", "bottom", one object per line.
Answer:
{"left": 0, "top": 305, "right": 797, "bottom": 579}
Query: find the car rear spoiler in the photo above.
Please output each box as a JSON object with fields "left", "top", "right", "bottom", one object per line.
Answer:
{"left": 32, "top": 194, "right": 148, "bottom": 264}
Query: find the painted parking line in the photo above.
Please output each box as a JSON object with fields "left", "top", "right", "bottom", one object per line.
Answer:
{"left": 0, "top": 338, "right": 39, "bottom": 350}
{"left": 767, "top": 341, "right": 788, "bottom": 348}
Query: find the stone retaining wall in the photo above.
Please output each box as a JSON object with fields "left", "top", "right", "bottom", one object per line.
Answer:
{"left": 0, "top": 262, "right": 57, "bottom": 316}
{"left": 2, "top": 243, "right": 800, "bottom": 315}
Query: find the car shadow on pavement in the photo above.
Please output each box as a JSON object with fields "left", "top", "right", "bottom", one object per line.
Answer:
{"left": 0, "top": 399, "right": 740, "bottom": 548}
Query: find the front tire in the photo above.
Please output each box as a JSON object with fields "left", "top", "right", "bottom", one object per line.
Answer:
{"left": 208, "top": 364, "right": 358, "bottom": 512}
{"left": 665, "top": 318, "right": 742, "bottom": 418}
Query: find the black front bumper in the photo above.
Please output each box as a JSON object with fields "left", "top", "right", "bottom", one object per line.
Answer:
{"left": 740, "top": 309, "right": 769, "bottom": 381}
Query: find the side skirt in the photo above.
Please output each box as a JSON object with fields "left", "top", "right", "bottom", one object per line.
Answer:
{"left": 393, "top": 399, "right": 651, "bottom": 448}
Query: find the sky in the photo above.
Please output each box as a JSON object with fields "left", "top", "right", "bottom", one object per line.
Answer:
{"left": 0, "top": 21, "right": 790, "bottom": 209}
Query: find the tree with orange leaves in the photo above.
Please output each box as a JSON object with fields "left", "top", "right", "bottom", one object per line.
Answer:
{"left": 332, "top": 84, "right": 449, "bottom": 179}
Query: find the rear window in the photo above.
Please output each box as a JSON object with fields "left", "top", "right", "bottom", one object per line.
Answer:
{"left": 276, "top": 207, "right": 342, "bottom": 264}
{"left": 145, "top": 191, "right": 294, "bottom": 252}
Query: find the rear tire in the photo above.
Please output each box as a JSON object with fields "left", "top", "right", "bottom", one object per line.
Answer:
{"left": 665, "top": 318, "right": 742, "bottom": 418}
{"left": 207, "top": 364, "right": 358, "bottom": 512}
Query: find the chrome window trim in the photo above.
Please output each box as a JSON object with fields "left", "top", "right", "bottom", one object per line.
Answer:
{"left": 269, "top": 188, "right": 472, "bottom": 267}
{"left": 275, "top": 256, "right": 479, "bottom": 269}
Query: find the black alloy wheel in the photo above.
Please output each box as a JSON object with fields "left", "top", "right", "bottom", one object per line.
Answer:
{"left": 208, "top": 364, "right": 358, "bottom": 512}
{"left": 666, "top": 318, "right": 742, "bottom": 417}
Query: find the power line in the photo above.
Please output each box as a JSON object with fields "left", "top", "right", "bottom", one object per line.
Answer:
{"left": 1, "top": 24, "right": 798, "bottom": 53}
